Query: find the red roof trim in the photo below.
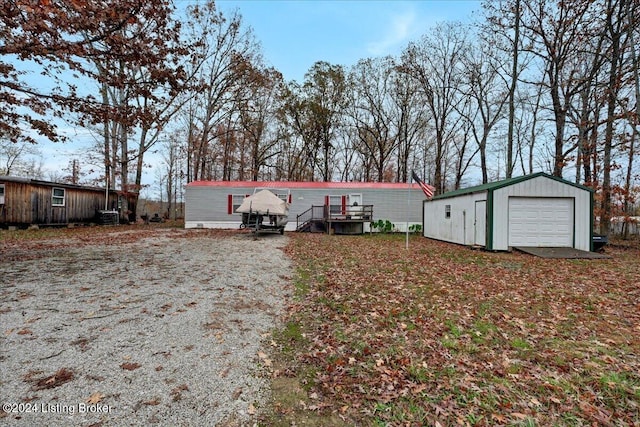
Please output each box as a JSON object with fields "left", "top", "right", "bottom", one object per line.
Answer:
{"left": 187, "top": 180, "right": 420, "bottom": 190}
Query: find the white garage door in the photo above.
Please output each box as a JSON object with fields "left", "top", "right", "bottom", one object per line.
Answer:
{"left": 508, "top": 197, "right": 574, "bottom": 247}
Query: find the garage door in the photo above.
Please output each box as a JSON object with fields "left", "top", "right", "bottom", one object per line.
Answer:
{"left": 508, "top": 197, "right": 574, "bottom": 247}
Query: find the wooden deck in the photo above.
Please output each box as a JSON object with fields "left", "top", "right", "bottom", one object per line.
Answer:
{"left": 296, "top": 205, "right": 373, "bottom": 234}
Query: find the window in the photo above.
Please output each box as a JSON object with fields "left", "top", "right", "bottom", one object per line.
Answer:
{"left": 257, "top": 189, "right": 291, "bottom": 204}
{"left": 275, "top": 193, "right": 291, "bottom": 204}
{"left": 445, "top": 204, "right": 451, "bottom": 219}
{"left": 328, "top": 195, "right": 344, "bottom": 215}
{"left": 228, "top": 194, "right": 247, "bottom": 214}
{"left": 52, "top": 187, "right": 65, "bottom": 206}
{"left": 0, "top": 183, "right": 4, "bottom": 205}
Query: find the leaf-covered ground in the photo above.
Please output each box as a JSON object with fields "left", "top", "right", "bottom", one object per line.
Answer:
{"left": 267, "top": 233, "right": 640, "bottom": 426}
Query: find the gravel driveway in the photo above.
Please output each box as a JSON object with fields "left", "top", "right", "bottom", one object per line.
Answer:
{"left": 0, "top": 228, "right": 292, "bottom": 426}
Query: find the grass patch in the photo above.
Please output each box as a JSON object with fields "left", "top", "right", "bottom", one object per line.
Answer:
{"left": 261, "top": 233, "right": 640, "bottom": 425}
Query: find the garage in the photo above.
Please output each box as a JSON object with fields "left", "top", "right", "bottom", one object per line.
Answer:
{"left": 508, "top": 197, "right": 574, "bottom": 247}
{"left": 422, "top": 172, "right": 594, "bottom": 251}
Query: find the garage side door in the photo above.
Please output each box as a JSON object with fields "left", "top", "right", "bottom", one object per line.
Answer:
{"left": 508, "top": 197, "right": 574, "bottom": 247}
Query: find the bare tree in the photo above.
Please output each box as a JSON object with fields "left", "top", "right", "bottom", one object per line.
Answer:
{"left": 0, "top": 138, "right": 41, "bottom": 177}
{"left": 159, "top": 134, "right": 186, "bottom": 220}
{"left": 347, "top": 58, "right": 397, "bottom": 182}
{"left": 600, "top": 0, "right": 634, "bottom": 235}
{"left": 458, "top": 36, "right": 509, "bottom": 183}
{"left": 515, "top": 83, "right": 545, "bottom": 176}
{"left": 520, "top": 0, "right": 596, "bottom": 178}
{"left": 622, "top": 0, "right": 640, "bottom": 238}
{"left": 183, "top": 4, "right": 260, "bottom": 182}
{"left": 280, "top": 61, "right": 347, "bottom": 181}
{"left": 233, "top": 62, "right": 285, "bottom": 181}
{"left": 389, "top": 62, "right": 429, "bottom": 183}
{"left": 400, "top": 22, "right": 469, "bottom": 193}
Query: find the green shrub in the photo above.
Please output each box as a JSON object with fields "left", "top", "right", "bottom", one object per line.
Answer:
{"left": 371, "top": 219, "right": 394, "bottom": 233}
{"left": 409, "top": 224, "right": 422, "bottom": 234}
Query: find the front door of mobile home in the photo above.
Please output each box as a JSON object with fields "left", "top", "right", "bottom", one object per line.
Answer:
{"left": 347, "top": 194, "right": 362, "bottom": 207}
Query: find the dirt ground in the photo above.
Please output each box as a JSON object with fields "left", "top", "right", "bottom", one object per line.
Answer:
{"left": 0, "top": 227, "right": 292, "bottom": 427}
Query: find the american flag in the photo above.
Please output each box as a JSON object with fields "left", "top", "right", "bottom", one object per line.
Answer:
{"left": 412, "top": 171, "right": 435, "bottom": 199}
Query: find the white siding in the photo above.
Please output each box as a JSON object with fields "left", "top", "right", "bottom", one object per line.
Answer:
{"left": 423, "top": 192, "right": 487, "bottom": 245}
{"left": 492, "top": 176, "right": 591, "bottom": 251}
{"left": 185, "top": 184, "right": 425, "bottom": 231}
{"left": 185, "top": 187, "right": 245, "bottom": 229}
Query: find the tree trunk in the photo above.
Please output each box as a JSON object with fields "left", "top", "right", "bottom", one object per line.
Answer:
{"left": 101, "top": 84, "right": 112, "bottom": 209}
{"left": 506, "top": 0, "right": 520, "bottom": 179}
{"left": 600, "top": 0, "right": 623, "bottom": 236}
{"left": 549, "top": 82, "right": 567, "bottom": 178}
{"left": 434, "top": 128, "right": 444, "bottom": 194}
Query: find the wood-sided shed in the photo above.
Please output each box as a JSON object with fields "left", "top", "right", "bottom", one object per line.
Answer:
{"left": 185, "top": 180, "right": 426, "bottom": 233}
{"left": 0, "top": 176, "right": 122, "bottom": 227}
{"left": 422, "top": 172, "right": 594, "bottom": 251}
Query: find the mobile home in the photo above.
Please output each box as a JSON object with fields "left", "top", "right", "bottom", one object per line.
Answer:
{"left": 422, "top": 173, "right": 594, "bottom": 251}
{"left": 185, "top": 181, "right": 426, "bottom": 233}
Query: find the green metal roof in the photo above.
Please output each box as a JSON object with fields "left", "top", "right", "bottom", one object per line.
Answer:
{"left": 430, "top": 172, "right": 594, "bottom": 200}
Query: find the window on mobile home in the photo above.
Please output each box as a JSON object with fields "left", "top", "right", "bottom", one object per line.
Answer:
{"left": 52, "top": 187, "right": 65, "bottom": 206}
{"left": 0, "top": 184, "right": 4, "bottom": 204}
{"left": 232, "top": 194, "right": 246, "bottom": 213}
{"left": 328, "top": 195, "right": 343, "bottom": 215}
{"left": 275, "top": 193, "right": 291, "bottom": 203}
{"left": 445, "top": 204, "right": 451, "bottom": 219}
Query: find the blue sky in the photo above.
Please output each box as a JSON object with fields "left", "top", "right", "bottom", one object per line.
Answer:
{"left": 214, "top": 0, "right": 483, "bottom": 82}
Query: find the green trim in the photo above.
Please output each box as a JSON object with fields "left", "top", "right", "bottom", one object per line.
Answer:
{"left": 573, "top": 197, "right": 576, "bottom": 248}
{"left": 590, "top": 192, "right": 594, "bottom": 251}
{"left": 431, "top": 172, "right": 594, "bottom": 201}
{"left": 486, "top": 189, "right": 494, "bottom": 250}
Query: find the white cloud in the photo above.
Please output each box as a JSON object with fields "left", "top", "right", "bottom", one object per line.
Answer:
{"left": 366, "top": 11, "right": 417, "bottom": 56}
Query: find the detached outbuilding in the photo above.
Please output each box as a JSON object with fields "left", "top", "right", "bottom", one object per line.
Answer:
{"left": 0, "top": 176, "right": 122, "bottom": 227}
{"left": 422, "top": 172, "right": 594, "bottom": 251}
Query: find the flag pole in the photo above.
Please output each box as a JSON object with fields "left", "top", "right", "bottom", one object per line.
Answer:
{"left": 406, "top": 172, "right": 411, "bottom": 250}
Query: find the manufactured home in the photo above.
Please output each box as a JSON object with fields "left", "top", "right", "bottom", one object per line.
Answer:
{"left": 185, "top": 181, "right": 426, "bottom": 234}
{"left": 0, "top": 176, "right": 123, "bottom": 227}
{"left": 422, "top": 173, "right": 594, "bottom": 251}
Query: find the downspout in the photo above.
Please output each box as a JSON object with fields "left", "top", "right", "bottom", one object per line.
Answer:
{"left": 105, "top": 175, "right": 109, "bottom": 211}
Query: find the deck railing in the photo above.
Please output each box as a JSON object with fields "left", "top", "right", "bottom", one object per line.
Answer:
{"left": 296, "top": 205, "right": 374, "bottom": 231}
{"left": 296, "top": 205, "right": 327, "bottom": 230}
{"left": 326, "top": 205, "right": 373, "bottom": 221}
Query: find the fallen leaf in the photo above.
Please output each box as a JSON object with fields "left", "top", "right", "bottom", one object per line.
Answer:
{"left": 86, "top": 392, "right": 104, "bottom": 404}
{"left": 30, "top": 368, "right": 74, "bottom": 390}
{"left": 120, "top": 362, "right": 141, "bottom": 371}
{"left": 232, "top": 387, "right": 242, "bottom": 400}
